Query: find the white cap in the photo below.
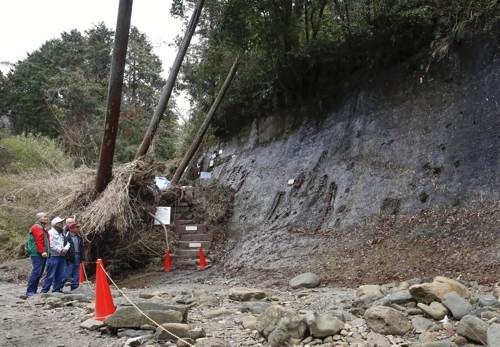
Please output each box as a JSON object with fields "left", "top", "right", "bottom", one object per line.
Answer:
{"left": 51, "top": 216, "right": 65, "bottom": 226}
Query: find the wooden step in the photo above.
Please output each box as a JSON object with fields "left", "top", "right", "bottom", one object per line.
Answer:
{"left": 178, "top": 241, "right": 211, "bottom": 249}
{"left": 180, "top": 234, "right": 213, "bottom": 241}
{"left": 174, "top": 213, "right": 193, "bottom": 220}
{"left": 176, "top": 225, "right": 207, "bottom": 234}
{"left": 174, "top": 219, "right": 194, "bottom": 226}
{"left": 172, "top": 206, "right": 190, "bottom": 213}
{"left": 175, "top": 249, "right": 205, "bottom": 258}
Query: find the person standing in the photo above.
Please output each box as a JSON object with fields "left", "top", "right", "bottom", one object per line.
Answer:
{"left": 26, "top": 212, "right": 51, "bottom": 296}
{"left": 65, "top": 222, "right": 85, "bottom": 290}
{"left": 59, "top": 216, "right": 75, "bottom": 290}
{"left": 41, "top": 217, "right": 69, "bottom": 293}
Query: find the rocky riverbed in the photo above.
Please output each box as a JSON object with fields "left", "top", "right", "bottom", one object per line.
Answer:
{"left": 1, "top": 259, "right": 500, "bottom": 347}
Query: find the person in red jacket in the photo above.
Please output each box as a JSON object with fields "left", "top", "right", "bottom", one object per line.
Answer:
{"left": 26, "top": 212, "right": 51, "bottom": 296}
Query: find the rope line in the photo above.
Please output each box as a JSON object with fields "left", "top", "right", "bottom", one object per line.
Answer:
{"left": 81, "top": 263, "right": 94, "bottom": 293}
{"left": 96, "top": 262, "right": 196, "bottom": 347}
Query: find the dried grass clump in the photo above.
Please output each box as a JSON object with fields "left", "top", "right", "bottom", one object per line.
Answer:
{"left": 50, "top": 159, "right": 186, "bottom": 275}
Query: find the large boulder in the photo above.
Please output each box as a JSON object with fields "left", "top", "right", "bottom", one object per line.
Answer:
{"left": 456, "top": 315, "right": 488, "bottom": 344}
{"left": 289, "top": 272, "right": 321, "bottom": 289}
{"left": 364, "top": 306, "right": 411, "bottom": 336}
{"left": 256, "top": 305, "right": 307, "bottom": 347}
{"left": 409, "top": 276, "right": 470, "bottom": 304}
{"left": 304, "top": 311, "right": 344, "bottom": 338}
{"left": 442, "top": 291, "right": 473, "bottom": 319}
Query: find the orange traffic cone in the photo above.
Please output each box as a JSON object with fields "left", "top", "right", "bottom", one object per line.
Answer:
{"left": 79, "top": 263, "right": 85, "bottom": 283}
{"left": 164, "top": 249, "right": 171, "bottom": 272}
{"left": 93, "top": 259, "right": 116, "bottom": 321}
{"left": 197, "top": 247, "right": 207, "bottom": 270}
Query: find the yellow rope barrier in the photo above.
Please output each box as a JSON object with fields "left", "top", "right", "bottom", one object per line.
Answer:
{"left": 96, "top": 262, "right": 196, "bottom": 347}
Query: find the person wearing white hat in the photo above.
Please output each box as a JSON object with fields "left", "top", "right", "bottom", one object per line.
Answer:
{"left": 41, "top": 216, "right": 70, "bottom": 293}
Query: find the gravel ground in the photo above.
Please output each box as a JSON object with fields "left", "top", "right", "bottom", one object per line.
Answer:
{"left": 0, "top": 259, "right": 355, "bottom": 347}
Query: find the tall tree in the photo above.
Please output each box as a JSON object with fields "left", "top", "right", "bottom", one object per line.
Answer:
{"left": 2, "top": 22, "right": 175, "bottom": 166}
{"left": 95, "top": 0, "right": 133, "bottom": 194}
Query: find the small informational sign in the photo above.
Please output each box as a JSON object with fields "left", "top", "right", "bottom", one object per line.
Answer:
{"left": 186, "top": 226, "right": 198, "bottom": 231}
{"left": 200, "top": 172, "right": 211, "bottom": 180}
{"left": 154, "top": 207, "right": 171, "bottom": 225}
{"left": 189, "top": 242, "right": 201, "bottom": 248}
{"left": 288, "top": 179, "right": 295, "bottom": 185}
{"left": 209, "top": 160, "right": 214, "bottom": 167}
{"left": 219, "top": 149, "right": 223, "bottom": 154}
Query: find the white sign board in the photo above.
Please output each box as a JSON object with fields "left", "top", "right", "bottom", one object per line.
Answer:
{"left": 186, "top": 226, "right": 198, "bottom": 231}
{"left": 154, "top": 207, "right": 171, "bottom": 225}
{"left": 200, "top": 172, "right": 211, "bottom": 180}
{"left": 189, "top": 242, "right": 202, "bottom": 248}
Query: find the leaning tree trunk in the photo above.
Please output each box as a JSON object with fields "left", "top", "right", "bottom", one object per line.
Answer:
{"left": 95, "top": 0, "right": 133, "bottom": 194}
{"left": 135, "top": 0, "right": 205, "bottom": 159}
{"left": 170, "top": 58, "right": 240, "bottom": 186}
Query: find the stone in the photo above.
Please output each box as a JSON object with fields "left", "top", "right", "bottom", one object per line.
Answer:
{"left": 228, "top": 287, "right": 267, "bottom": 301}
{"left": 125, "top": 335, "right": 154, "bottom": 347}
{"left": 422, "top": 341, "right": 458, "bottom": 347}
{"left": 451, "top": 336, "right": 468, "bottom": 346}
{"left": 356, "top": 285, "right": 382, "bottom": 297}
{"left": 80, "top": 318, "right": 104, "bottom": 331}
{"left": 493, "top": 288, "right": 500, "bottom": 300}
{"left": 407, "top": 308, "right": 424, "bottom": 315}
{"left": 242, "top": 315, "right": 257, "bottom": 330}
{"left": 352, "top": 292, "right": 385, "bottom": 309}
{"left": 409, "top": 276, "right": 470, "bottom": 304}
{"left": 482, "top": 311, "right": 499, "bottom": 320}
{"left": 477, "top": 294, "right": 500, "bottom": 308}
{"left": 289, "top": 272, "right": 321, "bottom": 289}
{"left": 155, "top": 323, "right": 191, "bottom": 341}
{"left": 194, "top": 338, "right": 230, "bottom": 347}
{"left": 304, "top": 311, "right": 345, "bottom": 338}
{"left": 364, "top": 306, "right": 412, "bottom": 336}
{"left": 256, "top": 305, "right": 307, "bottom": 347}
{"left": 201, "top": 308, "right": 235, "bottom": 318}
{"left": 371, "top": 289, "right": 415, "bottom": 308}
{"left": 329, "top": 309, "right": 357, "bottom": 322}
{"left": 240, "top": 302, "right": 272, "bottom": 315}
{"left": 104, "top": 307, "right": 183, "bottom": 329}
{"left": 417, "top": 301, "right": 449, "bottom": 320}
{"left": 411, "top": 316, "right": 440, "bottom": 332}
{"left": 365, "top": 331, "right": 391, "bottom": 347}
{"left": 487, "top": 322, "right": 500, "bottom": 347}
{"left": 442, "top": 291, "right": 473, "bottom": 319}
{"left": 194, "top": 293, "right": 221, "bottom": 308}
{"left": 456, "top": 315, "right": 488, "bottom": 344}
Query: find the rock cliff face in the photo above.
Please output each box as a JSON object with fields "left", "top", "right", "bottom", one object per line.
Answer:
{"left": 197, "top": 36, "right": 500, "bottom": 281}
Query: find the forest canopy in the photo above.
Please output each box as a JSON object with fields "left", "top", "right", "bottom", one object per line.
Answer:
{"left": 175, "top": 0, "right": 500, "bottom": 138}
{"left": 0, "top": 23, "right": 178, "bottom": 166}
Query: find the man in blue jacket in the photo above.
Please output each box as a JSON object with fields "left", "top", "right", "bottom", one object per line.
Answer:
{"left": 64, "top": 222, "right": 85, "bottom": 290}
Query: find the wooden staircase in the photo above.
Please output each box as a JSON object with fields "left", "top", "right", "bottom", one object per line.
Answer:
{"left": 171, "top": 190, "right": 213, "bottom": 268}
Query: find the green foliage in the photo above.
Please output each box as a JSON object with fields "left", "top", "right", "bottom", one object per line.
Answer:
{"left": 0, "top": 135, "right": 75, "bottom": 260}
{"left": 2, "top": 23, "right": 179, "bottom": 166}
{"left": 1, "top": 134, "right": 74, "bottom": 173}
{"left": 175, "top": 0, "right": 500, "bottom": 139}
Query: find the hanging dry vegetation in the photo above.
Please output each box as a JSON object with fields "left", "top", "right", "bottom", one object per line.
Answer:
{"left": 50, "top": 160, "right": 190, "bottom": 276}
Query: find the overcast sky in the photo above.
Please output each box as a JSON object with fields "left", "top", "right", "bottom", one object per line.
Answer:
{"left": 1, "top": 0, "right": 191, "bottom": 111}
